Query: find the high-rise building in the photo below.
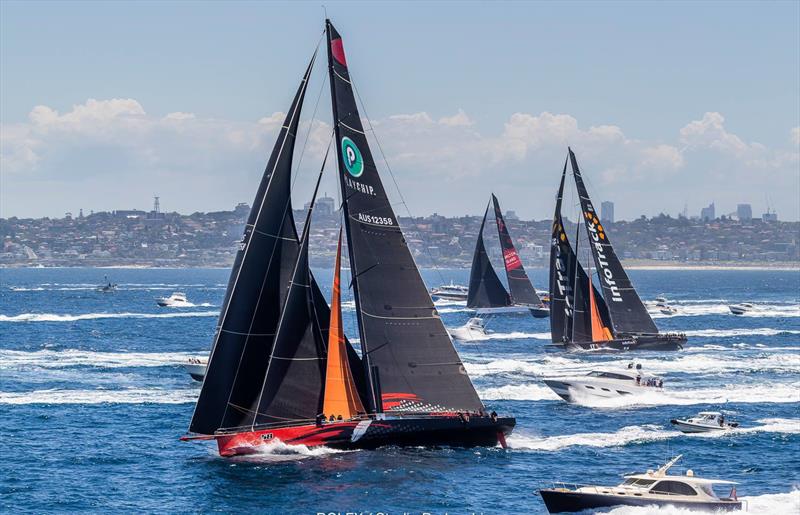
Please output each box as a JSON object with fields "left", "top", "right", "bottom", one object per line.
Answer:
{"left": 762, "top": 209, "right": 778, "bottom": 222}
{"left": 700, "top": 202, "right": 715, "bottom": 221}
{"left": 737, "top": 203, "right": 752, "bottom": 221}
{"left": 601, "top": 201, "right": 615, "bottom": 224}
{"left": 317, "top": 195, "right": 335, "bottom": 216}
{"left": 505, "top": 210, "right": 519, "bottom": 220}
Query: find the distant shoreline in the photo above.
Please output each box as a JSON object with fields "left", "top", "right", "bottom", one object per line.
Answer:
{"left": 2, "top": 261, "right": 798, "bottom": 271}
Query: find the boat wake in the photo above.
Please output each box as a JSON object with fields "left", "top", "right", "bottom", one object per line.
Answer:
{"left": 651, "top": 302, "right": 800, "bottom": 318}
{"left": 479, "top": 382, "right": 800, "bottom": 406}
{"left": 162, "top": 301, "right": 214, "bottom": 308}
{"left": 454, "top": 331, "right": 551, "bottom": 343}
{"left": 0, "top": 387, "right": 197, "bottom": 404}
{"left": 240, "top": 440, "right": 351, "bottom": 462}
{"left": 0, "top": 311, "right": 219, "bottom": 322}
{"left": 603, "top": 488, "right": 799, "bottom": 515}
{"left": 0, "top": 349, "right": 201, "bottom": 369}
{"left": 510, "top": 419, "right": 800, "bottom": 452}
{"left": 683, "top": 327, "right": 800, "bottom": 338}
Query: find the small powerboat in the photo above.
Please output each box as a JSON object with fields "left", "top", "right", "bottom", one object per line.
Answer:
{"left": 430, "top": 282, "right": 469, "bottom": 301}
{"left": 543, "top": 363, "right": 663, "bottom": 403}
{"left": 448, "top": 317, "right": 490, "bottom": 341}
{"left": 654, "top": 295, "right": 678, "bottom": 315}
{"left": 728, "top": 303, "right": 754, "bottom": 315}
{"left": 539, "top": 454, "right": 743, "bottom": 513}
{"left": 671, "top": 411, "right": 739, "bottom": 433}
{"left": 98, "top": 276, "right": 117, "bottom": 293}
{"left": 157, "top": 292, "right": 190, "bottom": 307}
{"left": 184, "top": 357, "right": 207, "bottom": 382}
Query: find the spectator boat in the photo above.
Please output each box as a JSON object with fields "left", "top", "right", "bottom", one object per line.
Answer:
{"left": 671, "top": 411, "right": 739, "bottom": 433}
{"left": 543, "top": 363, "right": 663, "bottom": 403}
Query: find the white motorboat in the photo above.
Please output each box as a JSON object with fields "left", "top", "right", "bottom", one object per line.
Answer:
{"left": 659, "top": 305, "right": 678, "bottom": 315}
{"left": 543, "top": 363, "right": 663, "bottom": 403}
{"left": 448, "top": 317, "right": 490, "bottom": 341}
{"left": 430, "top": 282, "right": 469, "bottom": 301}
{"left": 728, "top": 303, "right": 754, "bottom": 315}
{"left": 539, "top": 454, "right": 743, "bottom": 513}
{"left": 671, "top": 411, "right": 739, "bottom": 433}
{"left": 157, "top": 292, "right": 191, "bottom": 307}
{"left": 184, "top": 357, "right": 207, "bottom": 382}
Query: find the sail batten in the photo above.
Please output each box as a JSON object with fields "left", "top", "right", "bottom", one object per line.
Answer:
{"left": 326, "top": 19, "right": 484, "bottom": 414}
{"left": 569, "top": 149, "right": 659, "bottom": 335}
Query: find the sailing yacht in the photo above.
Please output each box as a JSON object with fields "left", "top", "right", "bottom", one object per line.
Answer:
{"left": 467, "top": 195, "right": 549, "bottom": 318}
{"left": 182, "top": 20, "right": 514, "bottom": 456}
{"left": 548, "top": 149, "right": 686, "bottom": 351}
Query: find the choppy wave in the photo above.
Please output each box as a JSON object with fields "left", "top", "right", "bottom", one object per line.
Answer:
{"left": 0, "top": 388, "right": 196, "bottom": 404}
{"left": 510, "top": 419, "right": 800, "bottom": 451}
{"left": 0, "top": 349, "right": 201, "bottom": 369}
{"left": 0, "top": 311, "right": 219, "bottom": 322}
{"left": 604, "top": 489, "right": 799, "bottom": 515}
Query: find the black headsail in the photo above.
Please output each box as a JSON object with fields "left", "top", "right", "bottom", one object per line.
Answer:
{"left": 491, "top": 194, "right": 542, "bottom": 306}
{"left": 569, "top": 148, "right": 658, "bottom": 335}
{"left": 189, "top": 54, "right": 316, "bottom": 435}
{"left": 468, "top": 204, "right": 512, "bottom": 309}
{"left": 326, "top": 20, "right": 484, "bottom": 414}
{"left": 252, "top": 168, "right": 330, "bottom": 425}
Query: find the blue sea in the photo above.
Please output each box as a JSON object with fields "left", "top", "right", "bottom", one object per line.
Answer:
{"left": 1, "top": 267, "right": 798, "bottom": 514}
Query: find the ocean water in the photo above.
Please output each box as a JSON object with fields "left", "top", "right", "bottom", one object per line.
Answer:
{"left": 1, "top": 267, "right": 798, "bottom": 514}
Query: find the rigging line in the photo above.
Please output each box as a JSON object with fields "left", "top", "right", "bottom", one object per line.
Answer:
{"left": 349, "top": 74, "right": 448, "bottom": 288}
{"left": 198, "top": 48, "right": 317, "bottom": 432}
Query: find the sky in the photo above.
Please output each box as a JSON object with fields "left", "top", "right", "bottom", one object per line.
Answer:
{"left": 1, "top": 1, "right": 799, "bottom": 221}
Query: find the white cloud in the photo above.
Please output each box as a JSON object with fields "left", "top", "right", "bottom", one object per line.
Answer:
{"left": 1, "top": 100, "right": 798, "bottom": 220}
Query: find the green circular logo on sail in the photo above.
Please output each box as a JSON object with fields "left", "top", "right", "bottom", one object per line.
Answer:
{"left": 341, "top": 137, "right": 364, "bottom": 178}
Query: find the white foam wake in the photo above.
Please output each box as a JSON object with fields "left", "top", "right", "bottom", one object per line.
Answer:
{"left": 0, "top": 349, "right": 202, "bottom": 369}
{"left": 0, "top": 388, "right": 197, "bottom": 404}
{"left": 0, "top": 311, "right": 219, "bottom": 322}
{"left": 604, "top": 489, "right": 799, "bottom": 515}
{"left": 465, "top": 352, "right": 800, "bottom": 378}
{"left": 240, "top": 440, "right": 350, "bottom": 462}
{"left": 479, "top": 382, "right": 800, "bottom": 406}
{"left": 454, "top": 331, "right": 551, "bottom": 343}
{"left": 510, "top": 419, "right": 800, "bottom": 452}
{"left": 684, "top": 327, "right": 800, "bottom": 337}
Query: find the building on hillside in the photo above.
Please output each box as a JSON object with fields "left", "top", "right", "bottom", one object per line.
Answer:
{"left": 700, "top": 202, "right": 715, "bottom": 222}
{"left": 601, "top": 201, "right": 615, "bottom": 224}
{"left": 737, "top": 203, "right": 752, "bottom": 221}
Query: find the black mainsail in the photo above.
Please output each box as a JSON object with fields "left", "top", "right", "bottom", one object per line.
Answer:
{"left": 549, "top": 158, "right": 612, "bottom": 344}
{"left": 569, "top": 149, "right": 658, "bottom": 335}
{"left": 189, "top": 55, "right": 316, "bottom": 435}
{"left": 326, "top": 20, "right": 484, "bottom": 414}
{"left": 491, "top": 194, "right": 542, "bottom": 306}
{"left": 467, "top": 204, "right": 512, "bottom": 309}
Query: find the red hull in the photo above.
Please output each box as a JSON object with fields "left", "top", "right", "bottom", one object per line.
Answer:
{"left": 213, "top": 414, "right": 515, "bottom": 456}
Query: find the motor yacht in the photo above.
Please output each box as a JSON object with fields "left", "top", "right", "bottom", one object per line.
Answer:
{"left": 157, "top": 292, "right": 191, "bottom": 307}
{"left": 430, "top": 282, "right": 469, "bottom": 301}
{"left": 728, "top": 303, "right": 754, "bottom": 315}
{"left": 448, "top": 317, "right": 491, "bottom": 341}
{"left": 184, "top": 357, "right": 207, "bottom": 382}
{"left": 539, "top": 454, "right": 743, "bottom": 513}
{"left": 671, "top": 411, "right": 739, "bottom": 433}
{"left": 543, "top": 363, "right": 663, "bottom": 403}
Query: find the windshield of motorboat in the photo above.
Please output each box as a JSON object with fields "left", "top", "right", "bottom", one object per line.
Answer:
{"left": 622, "top": 478, "right": 657, "bottom": 487}
{"left": 650, "top": 480, "right": 698, "bottom": 496}
{"left": 586, "top": 371, "right": 635, "bottom": 381}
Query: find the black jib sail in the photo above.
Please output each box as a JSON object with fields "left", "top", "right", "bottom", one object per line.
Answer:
{"left": 189, "top": 55, "right": 316, "bottom": 435}
{"left": 326, "top": 19, "right": 484, "bottom": 414}
{"left": 569, "top": 149, "right": 658, "bottom": 335}
{"left": 468, "top": 204, "right": 512, "bottom": 309}
{"left": 491, "top": 194, "right": 542, "bottom": 306}
{"left": 253, "top": 169, "right": 329, "bottom": 425}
